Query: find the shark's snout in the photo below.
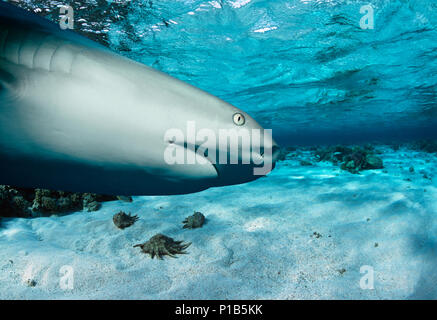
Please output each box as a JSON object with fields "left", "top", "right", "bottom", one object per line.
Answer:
{"left": 211, "top": 141, "right": 280, "bottom": 187}
{"left": 271, "top": 145, "right": 281, "bottom": 163}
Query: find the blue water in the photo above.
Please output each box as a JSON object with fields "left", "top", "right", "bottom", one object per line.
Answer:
{"left": 106, "top": 0, "right": 437, "bottom": 145}
{"left": 11, "top": 0, "right": 437, "bottom": 146}
{"left": 2, "top": 1, "right": 437, "bottom": 299}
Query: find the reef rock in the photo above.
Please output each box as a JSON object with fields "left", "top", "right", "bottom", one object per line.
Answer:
{"left": 0, "top": 186, "right": 33, "bottom": 217}
{"left": 315, "top": 145, "right": 384, "bottom": 173}
{"left": 365, "top": 154, "right": 384, "bottom": 169}
{"left": 0, "top": 186, "right": 129, "bottom": 217}
{"left": 412, "top": 140, "right": 437, "bottom": 153}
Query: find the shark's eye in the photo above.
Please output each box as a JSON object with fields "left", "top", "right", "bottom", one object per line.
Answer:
{"left": 233, "top": 113, "right": 245, "bottom": 126}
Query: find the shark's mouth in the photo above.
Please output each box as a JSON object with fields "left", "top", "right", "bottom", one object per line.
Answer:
{"left": 184, "top": 142, "right": 220, "bottom": 178}
{"left": 165, "top": 141, "right": 220, "bottom": 181}
{"left": 167, "top": 139, "right": 279, "bottom": 186}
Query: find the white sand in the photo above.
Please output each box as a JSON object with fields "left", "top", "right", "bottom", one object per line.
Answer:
{"left": 0, "top": 146, "right": 436, "bottom": 299}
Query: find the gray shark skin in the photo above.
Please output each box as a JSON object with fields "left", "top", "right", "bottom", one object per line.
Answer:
{"left": 0, "top": 1, "right": 279, "bottom": 195}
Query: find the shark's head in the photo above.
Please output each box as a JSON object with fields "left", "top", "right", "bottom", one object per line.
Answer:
{"left": 156, "top": 80, "right": 280, "bottom": 190}
{"left": 98, "top": 61, "right": 281, "bottom": 194}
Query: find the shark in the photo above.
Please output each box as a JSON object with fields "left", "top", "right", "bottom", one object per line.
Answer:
{"left": 0, "top": 1, "right": 279, "bottom": 195}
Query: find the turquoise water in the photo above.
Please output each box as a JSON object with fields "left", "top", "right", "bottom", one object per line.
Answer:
{"left": 12, "top": 0, "right": 437, "bottom": 146}
{"left": 106, "top": 0, "right": 437, "bottom": 145}
{"left": 1, "top": 0, "right": 437, "bottom": 300}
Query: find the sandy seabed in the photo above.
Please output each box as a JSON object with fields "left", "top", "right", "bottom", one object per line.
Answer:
{"left": 0, "top": 145, "right": 436, "bottom": 299}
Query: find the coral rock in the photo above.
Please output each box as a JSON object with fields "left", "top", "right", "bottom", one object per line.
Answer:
{"left": 316, "top": 145, "right": 384, "bottom": 173}
{"left": 364, "top": 154, "right": 383, "bottom": 169}
{"left": 0, "top": 186, "right": 121, "bottom": 217}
